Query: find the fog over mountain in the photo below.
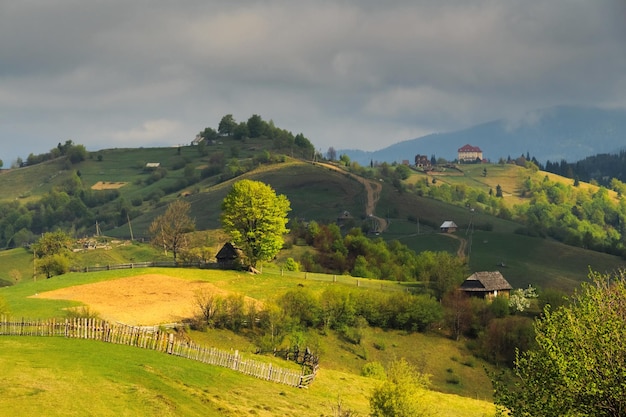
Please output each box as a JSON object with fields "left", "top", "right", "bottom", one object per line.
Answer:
{"left": 340, "top": 106, "right": 626, "bottom": 166}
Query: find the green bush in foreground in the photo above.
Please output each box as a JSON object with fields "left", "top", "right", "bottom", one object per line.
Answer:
{"left": 494, "top": 270, "right": 626, "bottom": 416}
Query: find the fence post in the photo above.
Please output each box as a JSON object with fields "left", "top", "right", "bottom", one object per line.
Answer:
{"left": 232, "top": 350, "right": 239, "bottom": 370}
{"left": 167, "top": 333, "right": 174, "bottom": 354}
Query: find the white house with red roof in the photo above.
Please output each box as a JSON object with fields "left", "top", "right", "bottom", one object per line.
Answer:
{"left": 457, "top": 144, "right": 483, "bottom": 162}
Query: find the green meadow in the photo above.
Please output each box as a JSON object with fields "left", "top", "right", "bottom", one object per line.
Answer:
{"left": 2, "top": 146, "right": 625, "bottom": 415}
{"left": 0, "top": 267, "right": 496, "bottom": 416}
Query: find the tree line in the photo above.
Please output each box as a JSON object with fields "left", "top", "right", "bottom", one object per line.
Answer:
{"left": 544, "top": 149, "right": 626, "bottom": 186}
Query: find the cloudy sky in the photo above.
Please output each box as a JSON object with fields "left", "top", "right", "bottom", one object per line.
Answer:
{"left": 1, "top": 1, "right": 625, "bottom": 164}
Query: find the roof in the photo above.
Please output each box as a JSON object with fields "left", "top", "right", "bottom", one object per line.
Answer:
{"left": 216, "top": 242, "right": 241, "bottom": 260}
{"left": 440, "top": 221, "right": 458, "bottom": 228}
{"left": 460, "top": 271, "right": 513, "bottom": 292}
{"left": 458, "top": 144, "right": 482, "bottom": 153}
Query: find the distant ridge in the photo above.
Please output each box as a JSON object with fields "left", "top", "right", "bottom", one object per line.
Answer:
{"left": 340, "top": 106, "right": 626, "bottom": 165}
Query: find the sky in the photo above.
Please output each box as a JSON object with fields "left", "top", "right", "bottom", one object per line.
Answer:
{"left": 1, "top": 0, "right": 625, "bottom": 165}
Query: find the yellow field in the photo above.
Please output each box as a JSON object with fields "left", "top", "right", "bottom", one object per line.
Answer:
{"left": 91, "top": 181, "right": 127, "bottom": 190}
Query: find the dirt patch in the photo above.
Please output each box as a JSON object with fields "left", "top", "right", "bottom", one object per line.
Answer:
{"left": 33, "top": 274, "right": 242, "bottom": 326}
{"left": 91, "top": 181, "right": 127, "bottom": 190}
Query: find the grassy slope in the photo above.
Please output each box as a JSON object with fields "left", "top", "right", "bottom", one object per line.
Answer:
{"left": 1, "top": 148, "right": 624, "bottom": 413}
{"left": 0, "top": 268, "right": 495, "bottom": 416}
{"left": 0, "top": 337, "right": 494, "bottom": 417}
{"left": 3, "top": 154, "right": 624, "bottom": 292}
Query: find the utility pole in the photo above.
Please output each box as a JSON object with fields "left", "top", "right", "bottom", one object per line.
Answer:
{"left": 127, "top": 214, "right": 134, "bottom": 241}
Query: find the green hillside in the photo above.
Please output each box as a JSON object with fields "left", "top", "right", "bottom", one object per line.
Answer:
{"left": 1, "top": 146, "right": 624, "bottom": 292}
{"left": 2, "top": 143, "right": 625, "bottom": 415}
{"left": 0, "top": 267, "right": 496, "bottom": 416}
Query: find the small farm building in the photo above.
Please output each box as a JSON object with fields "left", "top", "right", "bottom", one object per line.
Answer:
{"left": 440, "top": 221, "right": 458, "bottom": 233}
{"left": 460, "top": 271, "right": 513, "bottom": 299}
{"left": 216, "top": 242, "right": 243, "bottom": 269}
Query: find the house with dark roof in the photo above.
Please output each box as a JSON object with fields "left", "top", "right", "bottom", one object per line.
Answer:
{"left": 215, "top": 242, "right": 243, "bottom": 269}
{"left": 460, "top": 271, "right": 513, "bottom": 299}
{"left": 414, "top": 154, "right": 431, "bottom": 169}
{"left": 457, "top": 144, "right": 483, "bottom": 163}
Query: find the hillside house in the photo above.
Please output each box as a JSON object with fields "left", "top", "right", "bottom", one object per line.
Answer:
{"left": 337, "top": 210, "right": 353, "bottom": 222}
{"left": 460, "top": 271, "right": 513, "bottom": 299}
{"left": 440, "top": 221, "right": 458, "bottom": 233}
{"left": 457, "top": 144, "right": 483, "bottom": 163}
{"left": 414, "top": 154, "right": 431, "bottom": 169}
{"left": 191, "top": 134, "right": 204, "bottom": 145}
{"left": 215, "top": 242, "right": 243, "bottom": 269}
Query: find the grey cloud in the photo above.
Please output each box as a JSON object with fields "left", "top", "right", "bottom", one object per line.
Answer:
{"left": 1, "top": 0, "right": 625, "bottom": 161}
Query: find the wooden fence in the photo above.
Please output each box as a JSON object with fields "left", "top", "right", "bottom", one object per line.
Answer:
{"left": 70, "top": 261, "right": 419, "bottom": 293}
{"left": 69, "top": 261, "right": 218, "bottom": 273}
{"left": 0, "top": 317, "right": 317, "bottom": 388}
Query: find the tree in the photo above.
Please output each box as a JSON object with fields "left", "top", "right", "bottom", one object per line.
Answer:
{"left": 395, "top": 164, "right": 411, "bottom": 180}
{"left": 220, "top": 180, "right": 291, "bottom": 268}
{"left": 369, "top": 358, "right": 431, "bottom": 417}
{"left": 218, "top": 114, "right": 236, "bottom": 136}
{"left": 326, "top": 147, "right": 337, "bottom": 161}
{"left": 247, "top": 114, "right": 265, "bottom": 138}
{"left": 494, "top": 270, "right": 626, "bottom": 416}
{"left": 32, "top": 230, "right": 73, "bottom": 278}
{"left": 233, "top": 121, "right": 249, "bottom": 140}
{"left": 66, "top": 144, "right": 87, "bottom": 164}
{"left": 149, "top": 200, "right": 195, "bottom": 261}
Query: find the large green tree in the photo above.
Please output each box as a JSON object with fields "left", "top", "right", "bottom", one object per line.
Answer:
{"left": 220, "top": 180, "right": 290, "bottom": 268}
{"left": 32, "top": 230, "right": 73, "bottom": 278}
{"left": 218, "top": 114, "right": 236, "bottom": 136}
{"left": 149, "top": 200, "right": 195, "bottom": 261}
{"left": 494, "top": 270, "right": 626, "bottom": 416}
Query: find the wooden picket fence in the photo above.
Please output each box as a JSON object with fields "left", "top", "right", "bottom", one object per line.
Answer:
{"left": 0, "top": 317, "right": 317, "bottom": 388}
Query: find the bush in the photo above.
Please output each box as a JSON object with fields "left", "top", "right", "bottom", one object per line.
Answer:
{"left": 66, "top": 306, "right": 100, "bottom": 319}
{"left": 361, "top": 361, "right": 386, "bottom": 379}
{"left": 283, "top": 257, "right": 300, "bottom": 272}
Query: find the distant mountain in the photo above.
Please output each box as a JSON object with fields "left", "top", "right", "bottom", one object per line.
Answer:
{"left": 340, "top": 106, "right": 626, "bottom": 166}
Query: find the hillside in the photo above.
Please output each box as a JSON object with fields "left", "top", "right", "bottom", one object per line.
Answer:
{"left": 2, "top": 142, "right": 625, "bottom": 415}
{"left": 1, "top": 144, "right": 624, "bottom": 292}
{"left": 0, "top": 267, "right": 497, "bottom": 416}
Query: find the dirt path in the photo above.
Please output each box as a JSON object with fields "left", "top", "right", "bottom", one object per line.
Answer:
{"left": 440, "top": 233, "right": 468, "bottom": 258}
{"left": 314, "top": 162, "right": 387, "bottom": 232}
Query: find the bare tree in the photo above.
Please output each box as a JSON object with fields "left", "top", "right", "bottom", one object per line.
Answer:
{"left": 149, "top": 200, "right": 195, "bottom": 261}
{"left": 326, "top": 146, "right": 337, "bottom": 161}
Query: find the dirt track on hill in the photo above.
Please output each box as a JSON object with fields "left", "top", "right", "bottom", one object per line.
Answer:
{"left": 440, "top": 233, "right": 468, "bottom": 258}
{"left": 315, "top": 162, "right": 387, "bottom": 232}
{"left": 33, "top": 274, "right": 237, "bottom": 326}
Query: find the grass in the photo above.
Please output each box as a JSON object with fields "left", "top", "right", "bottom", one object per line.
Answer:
{"left": 467, "top": 231, "right": 626, "bottom": 291}
{"left": 0, "top": 247, "right": 34, "bottom": 286}
{"left": 0, "top": 267, "right": 497, "bottom": 409}
{"left": 0, "top": 336, "right": 495, "bottom": 417}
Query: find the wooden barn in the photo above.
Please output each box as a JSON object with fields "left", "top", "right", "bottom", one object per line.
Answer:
{"left": 215, "top": 242, "right": 243, "bottom": 269}
{"left": 440, "top": 221, "right": 458, "bottom": 233}
{"left": 460, "top": 271, "right": 513, "bottom": 299}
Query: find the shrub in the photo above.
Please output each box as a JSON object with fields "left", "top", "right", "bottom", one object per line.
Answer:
{"left": 361, "top": 361, "right": 386, "bottom": 379}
